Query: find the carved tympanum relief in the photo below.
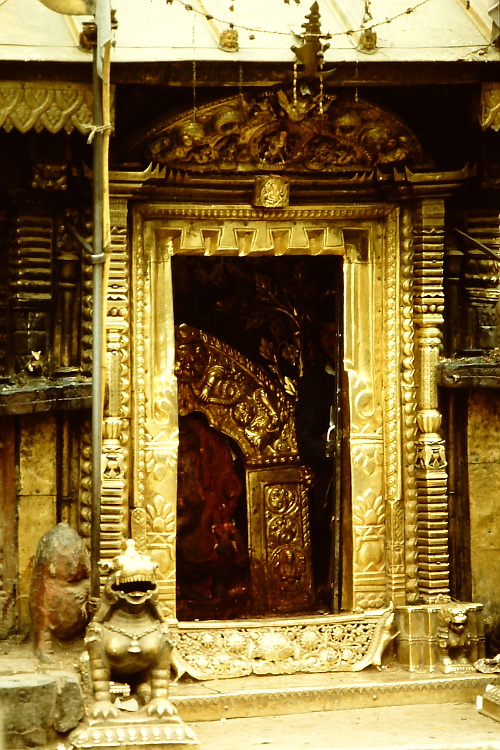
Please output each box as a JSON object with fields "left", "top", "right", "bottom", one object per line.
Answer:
{"left": 176, "top": 325, "right": 297, "bottom": 466}
{"left": 141, "top": 90, "right": 426, "bottom": 174}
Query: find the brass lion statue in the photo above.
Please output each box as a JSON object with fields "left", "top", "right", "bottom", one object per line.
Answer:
{"left": 84, "top": 540, "right": 175, "bottom": 720}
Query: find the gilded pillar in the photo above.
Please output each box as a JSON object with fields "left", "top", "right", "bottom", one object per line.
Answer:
{"left": 412, "top": 199, "right": 450, "bottom": 601}
{"left": 99, "top": 197, "right": 131, "bottom": 571}
{"left": 400, "top": 207, "right": 420, "bottom": 604}
{"left": 344, "top": 219, "right": 385, "bottom": 611}
{"left": 131, "top": 218, "right": 178, "bottom": 618}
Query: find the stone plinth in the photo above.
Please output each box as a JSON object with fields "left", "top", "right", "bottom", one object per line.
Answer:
{"left": 396, "top": 603, "right": 484, "bottom": 672}
{"left": 69, "top": 713, "right": 199, "bottom": 750}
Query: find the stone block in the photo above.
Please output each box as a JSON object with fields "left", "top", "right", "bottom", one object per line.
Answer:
{"left": 0, "top": 671, "right": 84, "bottom": 748}
{"left": 0, "top": 673, "right": 56, "bottom": 747}
{"left": 54, "top": 671, "right": 86, "bottom": 733}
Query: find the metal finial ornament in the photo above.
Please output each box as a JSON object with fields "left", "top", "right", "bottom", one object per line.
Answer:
{"left": 291, "top": 2, "right": 331, "bottom": 79}
{"left": 359, "top": 0, "right": 377, "bottom": 51}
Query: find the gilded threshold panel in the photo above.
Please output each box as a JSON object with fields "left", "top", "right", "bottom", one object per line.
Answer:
{"left": 413, "top": 199, "right": 451, "bottom": 601}
{"left": 100, "top": 197, "right": 131, "bottom": 572}
{"left": 131, "top": 211, "right": 178, "bottom": 618}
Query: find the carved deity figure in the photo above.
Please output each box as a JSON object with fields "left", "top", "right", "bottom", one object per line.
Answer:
{"left": 176, "top": 412, "right": 248, "bottom": 616}
{"left": 30, "top": 522, "right": 90, "bottom": 661}
{"left": 84, "top": 540, "right": 175, "bottom": 720}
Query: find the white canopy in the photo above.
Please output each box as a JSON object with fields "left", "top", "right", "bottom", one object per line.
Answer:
{"left": 0, "top": 0, "right": 498, "bottom": 63}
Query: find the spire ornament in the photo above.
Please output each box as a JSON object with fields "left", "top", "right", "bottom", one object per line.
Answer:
{"left": 291, "top": 2, "right": 331, "bottom": 79}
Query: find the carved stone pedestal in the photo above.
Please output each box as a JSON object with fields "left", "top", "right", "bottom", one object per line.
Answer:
{"left": 396, "top": 602, "right": 484, "bottom": 672}
{"left": 69, "top": 713, "right": 199, "bottom": 750}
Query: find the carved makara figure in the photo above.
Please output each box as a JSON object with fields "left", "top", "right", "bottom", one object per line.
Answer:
{"left": 84, "top": 540, "right": 175, "bottom": 720}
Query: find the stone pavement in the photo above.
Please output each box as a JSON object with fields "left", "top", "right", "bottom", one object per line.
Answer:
{"left": 190, "top": 702, "right": 500, "bottom": 750}
{"left": 1, "top": 642, "right": 499, "bottom": 750}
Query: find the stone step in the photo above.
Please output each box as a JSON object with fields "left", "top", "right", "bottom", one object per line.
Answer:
{"left": 169, "top": 669, "right": 500, "bottom": 722}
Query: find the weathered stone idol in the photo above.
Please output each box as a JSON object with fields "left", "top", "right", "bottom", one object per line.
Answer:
{"left": 29, "top": 522, "right": 90, "bottom": 660}
{"left": 71, "top": 539, "right": 198, "bottom": 749}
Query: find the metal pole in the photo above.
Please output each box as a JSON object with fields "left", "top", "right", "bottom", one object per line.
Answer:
{"left": 90, "top": 39, "right": 105, "bottom": 601}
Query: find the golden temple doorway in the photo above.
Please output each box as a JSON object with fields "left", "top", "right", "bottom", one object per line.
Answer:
{"left": 129, "top": 203, "right": 405, "bottom": 624}
{"left": 100, "top": 88, "right": 483, "bottom": 677}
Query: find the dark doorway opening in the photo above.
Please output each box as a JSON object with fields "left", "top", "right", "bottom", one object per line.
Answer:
{"left": 172, "top": 253, "right": 344, "bottom": 619}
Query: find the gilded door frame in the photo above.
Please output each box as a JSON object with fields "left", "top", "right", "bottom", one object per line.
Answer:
{"left": 125, "top": 202, "right": 413, "bottom": 618}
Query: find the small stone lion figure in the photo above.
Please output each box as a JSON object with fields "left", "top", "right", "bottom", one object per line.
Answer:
{"left": 437, "top": 605, "right": 474, "bottom": 674}
{"left": 84, "top": 540, "right": 175, "bottom": 720}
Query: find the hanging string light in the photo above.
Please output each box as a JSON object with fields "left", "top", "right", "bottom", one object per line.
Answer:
{"left": 165, "top": 0, "right": 495, "bottom": 58}
{"left": 191, "top": 8, "right": 197, "bottom": 121}
{"left": 169, "top": 0, "right": 434, "bottom": 41}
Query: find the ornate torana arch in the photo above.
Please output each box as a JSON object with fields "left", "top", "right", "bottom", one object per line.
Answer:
{"left": 175, "top": 324, "right": 298, "bottom": 465}
{"left": 175, "top": 324, "right": 314, "bottom": 615}
{"left": 130, "top": 89, "right": 428, "bottom": 175}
